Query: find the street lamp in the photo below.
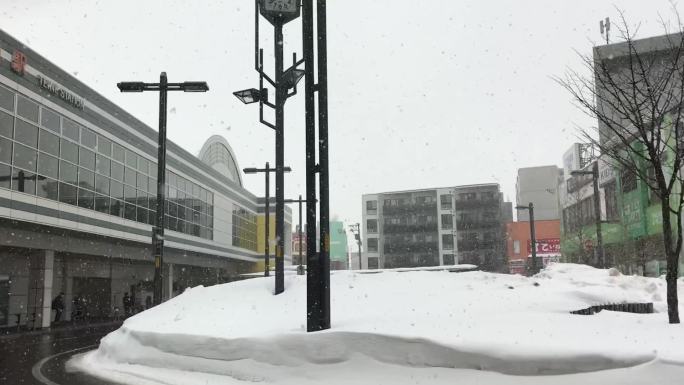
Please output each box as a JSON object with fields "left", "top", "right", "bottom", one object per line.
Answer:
{"left": 284, "top": 195, "right": 308, "bottom": 275}
{"left": 515, "top": 202, "right": 539, "bottom": 275}
{"left": 349, "top": 223, "right": 362, "bottom": 270}
{"left": 571, "top": 161, "right": 604, "bottom": 268}
{"left": 117, "top": 72, "right": 208, "bottom": 306}
{"left": 233, "top": 88, "right": 268, "bottom": 105}
{"left": 234, "top": 0, "right": 305, "bottom": 296}
{"left": 243, "top": 163, "right": 292, "bottom": 278}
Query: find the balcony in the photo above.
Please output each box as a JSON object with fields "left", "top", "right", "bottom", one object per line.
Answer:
{"left": 454, "top": 198, "right": 500, "bottom": 210}
{"left": 457, "top": 240, "right": 499, "bottom": 251}
{"left": 383, "top": 222, "right": 438, "bottom": 233}
{"left": 382, "top": 203, "right": 437, "bottom": 215}
{"left": 456, "top": 219, "right": 501, "bottom": 230}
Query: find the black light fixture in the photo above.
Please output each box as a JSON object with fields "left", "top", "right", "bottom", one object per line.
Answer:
{"left": 181, "top": 82, "right": 210, "bottom": 92}
{"left": 282, "top": 67, "right": 305, "bottom": 89}
{"left": 117, "top": 82, "right": 147, "bottom": 92}
{"left": 233, "top": 88, "right": 268, "bottom": 104}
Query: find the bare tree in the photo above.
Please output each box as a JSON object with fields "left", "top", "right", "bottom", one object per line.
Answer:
{"left": 563, "top": 184, "right": 590, "bottom": 264}
{"left": 557, "top": 11, "right": 684, "bottom": 324}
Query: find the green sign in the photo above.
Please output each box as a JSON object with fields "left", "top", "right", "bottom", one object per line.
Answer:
{"left": 329, "top": 221, "right": 348, "bottom": 262}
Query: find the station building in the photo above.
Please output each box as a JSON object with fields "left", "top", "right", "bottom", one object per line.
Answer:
{"left": 0, "top": 29, "right": 290, "bottom": 330}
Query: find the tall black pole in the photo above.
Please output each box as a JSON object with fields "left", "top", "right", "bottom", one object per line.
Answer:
{"left": 529, "top": 202, "right": 537, "bottom": 275}
{"left": 592, "top": 162, "right": 604, "bottom": 268}
{"left": 302, "top": 0, "right": 321, "bottom": 331}
{"left": 298, "top": 194, "right": 303, "bottom": 272}
{"left": 357, "top": 224, "right": 362, "bottom": 270}
{"left": 274, "top": 22, "right": 286, "bottom": 295}
{"left": 317, "top": 0, "right": 331, "bottom": 331}
{"left": 153, "top": 71, "right": 168, "bottom": 306}
{"left": 264, "top": 162, "right": 270, "bottom": 277}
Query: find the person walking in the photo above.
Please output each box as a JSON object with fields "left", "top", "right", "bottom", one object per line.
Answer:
{"left": 123, "top": 292, "right": 131, "bottom": 317}
{"left": 51, "top": 292, "right": 65, "bottom": 323}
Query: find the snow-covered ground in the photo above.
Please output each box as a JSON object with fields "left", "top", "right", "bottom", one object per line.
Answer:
{"left": 68, "top": 263, "right": 684, "bottom": 385}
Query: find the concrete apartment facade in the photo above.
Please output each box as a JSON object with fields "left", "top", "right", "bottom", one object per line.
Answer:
{"left": 515, "top": 166, "right": 563, "bottom": 222}
{"left": 362, "top": 184, "right": 508, "bottom": 271}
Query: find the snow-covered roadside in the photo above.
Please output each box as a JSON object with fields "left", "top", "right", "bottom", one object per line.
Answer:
{"left": 68, "top": 264, "right": 684, "bottom": 385}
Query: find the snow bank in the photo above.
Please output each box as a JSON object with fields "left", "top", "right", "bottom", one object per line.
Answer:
{"left": 69, "top": 263, "right": 684, "bottom": 384}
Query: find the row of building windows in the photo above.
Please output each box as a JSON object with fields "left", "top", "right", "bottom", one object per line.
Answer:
{"left": 232, "top": 205, "right": 257, "bottom": 251}
{"left": 0, "top": 84, "right": 214, "bottom": 240}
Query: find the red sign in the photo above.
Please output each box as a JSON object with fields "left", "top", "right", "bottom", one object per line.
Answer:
{"left": 527, "top": 238, "right": 560, "bottom": 254}
{"left": 11, "top": 50, "right": 27, "bottom": 75}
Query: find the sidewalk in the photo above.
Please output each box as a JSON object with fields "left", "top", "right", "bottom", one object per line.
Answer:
{"left": 0, "top": 319, "right": 123, "bottom": 341}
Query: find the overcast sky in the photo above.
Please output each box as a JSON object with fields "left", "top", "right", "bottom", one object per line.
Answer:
{"left": 2, "top": 0, "right": 684, "bottom": 232}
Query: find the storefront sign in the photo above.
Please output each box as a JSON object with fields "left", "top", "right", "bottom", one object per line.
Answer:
{"left": 527, "top": 238, "right": 561, "bottom": 254}
{"left": 38, "top": 75, "right": 85, "bottom": 110}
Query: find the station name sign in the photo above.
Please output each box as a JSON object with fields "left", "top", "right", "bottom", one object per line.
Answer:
{"left": 37, "top": 75, "right": 85, "bottom": 110}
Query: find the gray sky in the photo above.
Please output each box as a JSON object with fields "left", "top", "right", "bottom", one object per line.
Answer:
{"left": 2, "top": 0, "right": 683, "bottom": 230}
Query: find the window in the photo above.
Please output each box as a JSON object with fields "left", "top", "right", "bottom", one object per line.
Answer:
{"left": 0, "top": 137, "right": 11, "bottom": 164}
{"left": 441, "top": 214, "right": 453, "bottom": 229}
{"left": 62, "top": 119, "right": 80, "bottom": 141}
{"left": 60, "top": 139, "right": 78, "bottom": 164}
{"left": 95, "top": 155, "right": 110, "bottom": 176}
{"left": 514, "top": 240, "right": 521, "bottom": 255}
{"left": 0, "top": 85, "right": 14, "bottom": 112}
{"left": 59, "top": 161, "right": 77, "bottom": 184}
{"left": 125, "top": 150, "right": 137, "bottom": 168}
{"left": 442, "top": 234, "right": 454, "bottom": 250}
{"left": 36, "top": 177, "right": 58, "bottom": 200}
{"left": 443, "top": 254, "right": 455, "bottom": 265}
{"left": 367, "top": 238, "right": 378, "bottom": 252}
{"left": 77, "top": 188, "right": 94, "bottom": 209}
{"left": 94, "top": 193, "right": 109, "bottom": 214}
{"left": 137, "top": 173, "right": 148, "bottom": 192}
{"left": 110, "top": 180, "right": 124, "bottom": 200}
{"left": 112, "top": 143, "right": 125, "bottom": 163}
{"left": 111, "top": 161, "right": 123, "bottom": 181}
{"left": 0, "top": 111, "right": 13, "bottom": 138}
{"left": 37, "top": 153, "right": 59, "bottom": 179}
{"left": 366, "top": 200, "right": 377, "bottom": 214}
{"left": 124, "top": 167, "right": 136, "bottom": 185}
{"left": 78, "top": 168, "right": 95, "bottom": 190}
{"left": 11, "top": 169, "right": 36, "bottom": 194}
{"left": 39, "top": 129, "right": 60, "bottom": 156}
{"left": 16, "top": 96, "right": 39, "bottom": 123}
{"left": 621, "top": 168, "right": 637, "bottom": 193}
{"left": 440, "top": 194, "right": 452, "bottom": 209}
{"left": 79, "top": 148, "right": 95, "bottom": 170}
{"left": 40, "top": 108, "right": 60, "bottom": 133}
{"left": 367, "top": 219, "right": 378, "bottom": 233}
{"left": 58, "top": 183, "right": 77, "bottom": 205}
{"left": 13, "top": 143, "right": 37, "bottom": 171}
{"left": 80, "top": 128, "right": 97, "bottom": 149}
{"left": 95, "top": 174, "right": 110, "bottom": 195}
{"left": 0, "top": 163, "right": 10, "bottom": 189}
{"left": 14, "top": 119, "right": 38, "bottom": 147}
{"left": 97, "top": 136, "right": 112, "bottom": 157}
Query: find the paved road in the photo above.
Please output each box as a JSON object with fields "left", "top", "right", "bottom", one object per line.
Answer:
{"left": 0, "top": 323, "right": 122, "bottom": 385}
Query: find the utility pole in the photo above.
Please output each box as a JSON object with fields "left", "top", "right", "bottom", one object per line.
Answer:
{"left": 117, "top": 75, "right": 208, "bottom": 305}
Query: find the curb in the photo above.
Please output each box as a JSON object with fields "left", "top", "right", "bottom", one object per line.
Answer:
{"left": 0, "top": 320, "right": 123, "bottom": 341}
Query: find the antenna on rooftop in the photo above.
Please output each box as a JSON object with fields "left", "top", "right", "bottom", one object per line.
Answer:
{"left": 600, "top": 17, "right": 610, "bottom": 45}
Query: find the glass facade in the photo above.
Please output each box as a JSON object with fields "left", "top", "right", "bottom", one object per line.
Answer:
{"left": 0, "top": 84, "right": 213, "bottom": 240}
{"left": 232, "top": 204, "right": 257, "bottom": 251}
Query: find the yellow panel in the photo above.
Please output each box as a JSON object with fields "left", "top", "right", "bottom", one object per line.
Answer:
{"left": 256, "top": 214, "right": 277, "bottom": 254}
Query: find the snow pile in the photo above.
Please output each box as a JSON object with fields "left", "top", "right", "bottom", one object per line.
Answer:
{"left": 69, "top": 263, "right": 684, "bottom": 385}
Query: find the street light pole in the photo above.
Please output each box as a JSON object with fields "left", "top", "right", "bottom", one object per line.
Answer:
{"left": 284, "top": 195, "right": 308, "bottom": 275}
{"left": 516, "top": 203, "right": 538, "bottom": 275}
{"left": 117, "top": 74, "right": 208, "bottom": 306}
{"left": 349, "top": 223, "right": 362, "bottom": 269}
{"left": 244, "top": 164, "right": 292, "bottom": 278}
{"left": 571, "top": 162, "right": 604, "bottom": 268}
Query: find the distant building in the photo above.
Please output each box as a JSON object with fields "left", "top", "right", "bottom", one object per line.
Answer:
{"left": 362, "top": 184, "right": 507, "bottom": 271}
{"left": 291, "top": 220, "right": 348, "bottom": 270}
{"left": 501, "top": 201, "right": 513, "bottom": 222}
{"left": 515, "top": 166, "right": 563, "bottom": 221}
{"left": 505, "top": 220, "right": 561, "bottom": 275}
